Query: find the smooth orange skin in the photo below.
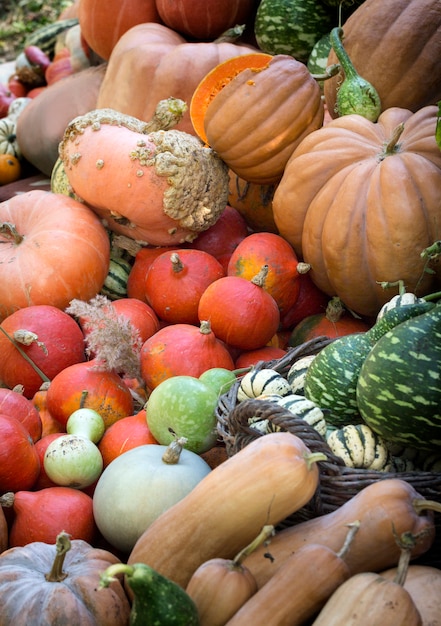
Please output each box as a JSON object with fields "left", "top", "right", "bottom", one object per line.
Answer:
{"left": 98, "top": 410, "right": 158, "bottom": 468}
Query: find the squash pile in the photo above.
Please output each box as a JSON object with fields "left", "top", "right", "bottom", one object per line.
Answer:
{"left": 0, "top": 0, "right": 441, "bottom": 623}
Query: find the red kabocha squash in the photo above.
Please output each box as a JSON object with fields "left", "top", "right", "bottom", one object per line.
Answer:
{"left": 59, "top": 108, "right": 229, "bottom": 247}
{"left": 187, "top": 205, "right": 249, "bottom": 273}
{"left": 0, "top": 487, "right": 96, "bottom": 547}
{"left": 0, "top": 191, "right": 110, "bottom": 320}
{"left": 79, "top": 0, "right": 163, "bottom": 60}
{"left": 273, "top": 105, "right": 441, "bottom": 317}
{"left": 127, "top": 246, "right": 172, "bottom": 302}
{"left": 324, "top": 0, "right": 441, "bottom": 119}
{"left": 155, "top": 0, "right": 255, "bottom": 40}
{"left": 33, "top": 433, "right": 64, "bottom": 490}
{"left": 140, "top": 321, "right": 235, "bottom": 391}
{"left": 0, "top": 305, "right": 86, "bottom": 399}
{"left": 96, "top": 22, "right": 258, "bottom": 136}
{"left": 0, "top": 414, "right": 40, "bottom": 493}
{"left": 235, "top": 346, "right": 287, "bottom": 369}
{"left": 191, "top": 53, "right": 324, "bottom": 184}
{"left": 16, "top": 65, "right": 106, "bottom": 176}
{"left": 227, "top": 232, "right": 302, "bottom": 315}
{"left": 228, "top": 171, "right": 279, "bottom": 234}
{"left": 32, "top": 384, "right": 65, "bottom": 438}
{"left": 279, "top": 271, "right": 329, "bottom": 331}
{"left": 144, "top": 248, "right": 225, "bottom": 325}
{"left": 98, "top": 409, "right": 158, "bottom": 468}
{"left": 0, "top": 532, "right": 131, "bottom": 626}
{"left": 0, "top": 388, "right": 42, "bottom": 442}
{"left": 45, "top": 360, "right": 134, "bottom": 430}
{"left": 198, "top": 272, "right": 280, "bottom": 350}
{"left": 288, "top": 297, "right": 371, "bottom": 347}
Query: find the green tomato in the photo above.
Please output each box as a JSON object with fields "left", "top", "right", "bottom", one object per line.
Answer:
{"left": 146, "top": 376, "right": 219, "bottom": 454}
{"left": 199, "top": 368, "right": 237, "bottom": 396}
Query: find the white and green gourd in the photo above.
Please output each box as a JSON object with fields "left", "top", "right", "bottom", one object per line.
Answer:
{"left": 237, "top": 368, "right": 291, "bottom": 402}
{"left": 326, "top": 423, "right": 391, "bottom": 471}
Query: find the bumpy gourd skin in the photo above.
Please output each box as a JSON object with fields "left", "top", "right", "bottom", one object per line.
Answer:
{"left": 100, "top": 563, "right": 200, "bottom": 626}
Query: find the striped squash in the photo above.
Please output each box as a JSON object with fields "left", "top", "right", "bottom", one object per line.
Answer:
{"left": 101, "top": 256, "right": 132, "bottom": 300}
{"left": 326, "top": 424, "right": 391, "bottom": 471}
{"left": 237, "top": 368, "right": 291, "bottom": 401}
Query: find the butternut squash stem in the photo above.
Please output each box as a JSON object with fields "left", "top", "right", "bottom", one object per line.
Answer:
{"left": 0, "top": 326, "right": 50, "bottom": 383}
{"left": 412, "top": 498, "right": 441, "bottom": 514}
{"left": 232, "top": 525, "right": 275, "bottom": 566}
{"left": 337, "top": 520, "right": 360, "bottom": 559}
{"left": 45, "top": 532, "right": 71, "bottom": 583}
{"left": 304, "top": 451, "right": 328, "bottom": 470}
{"left": 393, "top": 528, "right": 431, "bottom": 586}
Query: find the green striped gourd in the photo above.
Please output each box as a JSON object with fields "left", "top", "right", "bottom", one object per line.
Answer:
{"left": 304, "top": 300, "right": 435, "bottom": 427}
{"left": 356, "top": 303, "right": 441, "bottom": 451}
{"left": 254, "top": 0, "right": 333, "bottom": 63}
{"left": 100, "top": 256, "right": 132, "bottom": 300}
{"left": 24, "top": 18, "right": 80, "bottom": 58}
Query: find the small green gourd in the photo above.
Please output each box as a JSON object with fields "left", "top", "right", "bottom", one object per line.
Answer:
{"left": 100, "top": 562, "right": 200, "bottom": 626}
{"left": 330, "top": 26, "right": 381, "bottom": 121}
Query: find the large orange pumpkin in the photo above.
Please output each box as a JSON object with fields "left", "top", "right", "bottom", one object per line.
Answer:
{"left": 272, "top": 106, "right": 441, "bottom": 317}
{"left": 324, "top": 0, "right": 441, "bottom": 119}
{"left": 96, "top": 22, "right": 258, "bottom": 136}
{"left": 78, "top": 0, "right": 163, "bottom": 60}
{"left": 0, "top": 191, "right": 110, "bottom": 321}
{"left": 196, "top": 53, "right": 324, "bottom": 184}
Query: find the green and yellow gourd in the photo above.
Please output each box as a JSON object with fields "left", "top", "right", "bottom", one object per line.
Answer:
{"left": 356, "top": 303, "right": 441, "bottom": 451}
{"left": 303, "top": 298, "right": 435, "bottom": 427}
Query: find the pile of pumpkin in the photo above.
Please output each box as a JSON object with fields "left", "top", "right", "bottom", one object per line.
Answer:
{"left": 0, "top": 0, "right": 441, "bottom": 623}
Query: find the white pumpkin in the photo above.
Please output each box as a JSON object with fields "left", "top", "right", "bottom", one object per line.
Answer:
{"left": 92, "top": 441, "right": 211, "bottom": 553}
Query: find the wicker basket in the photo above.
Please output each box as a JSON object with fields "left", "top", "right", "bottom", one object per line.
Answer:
{"left": 215, "top": 337, "right": 441, "bottom": 567}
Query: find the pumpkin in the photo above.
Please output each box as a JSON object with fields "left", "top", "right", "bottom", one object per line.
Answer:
{"left": 192, "top": 53, "right": 324, "bottom": 184}
{"left": 0, "top": 190, "right": 110, "bottom": 321}
{"left": 96, "top": 23, "right": 258, "bottom": 136}
{"left": 32, "top": 384, "right": 64, "bottom": 438}
{"left": 0, "top": 532, "right": 131, "bottom": 625}
{"left": 15, "top": 64, "right": 106, "bottom": 176}
{"left": 0, "top": 154, "right": 21, "bottom": 185}
{"left": 227, "top": 232, "right": 302, "bottom": 314}
{"left": 126, "top": 246, "right": 172, "bottom": 302}
{"left": 140, "top": 320, "right": 235, "bottom": 392}
{"left": 198, "top": 271, "right": 281, "bottom": 350}
{"left": 244, "top": 479, "right": 437, "bottom": 589}
{"left": 272, "top": 106, "right": 441, "bottom": 317}
{"left": 324, "top": 0, "right": 441, "bottom": 119}
{"left": 59, "top": 108, "right": 229, "bottom": 247}
{"left": 155, "top": 0, "right": 255, "bottom": 40}
{"left": 279, "top": 271, "right": 329, "bottom": 330}
{"left": 0, "top": 387, "right": 41, "bottom": 442}
{"left": 33, "top": 433, "right": 64, "bottom": 489}
{"left": 93, "top": 439, "right": 212, "bottom": 553}
{"left": 127, "top": 432, "right": 325, "bottom": 589}
{"left": 78, "top": 0, "right": 163, "bottom": 61}
{"left": 0, "top": 414, "right": 40, "bottom": 493}
{"left": 0, "top": 305, "right": 86, "bottom": 399}
{"left": 144, "top": 249, "right": 225, "bottom": 325}
{"left": 1, "top": 486, "right": 96, "bottom": 547}
{"left": 45, "top": 359, "right": 134, "bottom": 430}
{"left": 228, "top": 171, "right": 279, "bottom": 234}
{"left": 98, "top": 409, "right": 158, "bottom": 468}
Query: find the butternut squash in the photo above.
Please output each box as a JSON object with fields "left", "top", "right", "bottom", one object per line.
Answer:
{"left": 186, "top": 525, "right": 274, "bottom": 626}
{"left": 380, "top": 564, "right": 441, "bottom": 626}
{"left": 311, "top": 532, "right": 424, "bottom": 625}
{"left": 225, "top": 521, "right": 360, "bottom": 626}
{"left": 128, "top": 432, "right": 325, "bottom": 588}
{"left": 243, "top": 479, "right": 438, "bottom": 588}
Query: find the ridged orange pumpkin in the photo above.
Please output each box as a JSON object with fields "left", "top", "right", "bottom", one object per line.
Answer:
{"left": 272, "top": 105, "right": 441, "bottom": 317}
{"left": 96, "top": 23, "right": 258, "bottom": 136}
{"left": 324, "top": 0, "right": 441, "bottom": 119}
{"left": 196, "top": 54, "right": 324, "bottom": 184}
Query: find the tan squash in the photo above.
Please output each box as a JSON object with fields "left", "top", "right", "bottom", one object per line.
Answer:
{"left": 311, "top": 533, "right": 424, "bottom": 625}
{"left": 243, "top": 479, "right": 438, "bottom": 589}
{"left": 226, "top": 522, "right": 360, "bottom": 626}
{"left": 380, "top": 564, "right": 441, "bottom": 626}
{"left": 15, "top": 64, "right": 106, "bottom": 176}
{"left": 128, "top": 432, "right": 326, "bottom": 589}
{"left": 96, "top": 22, "right": 258, "bottom": 136}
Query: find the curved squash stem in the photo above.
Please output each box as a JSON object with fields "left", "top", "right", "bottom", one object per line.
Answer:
{"left": 100, "top": 563, "right": 134, "bottom": 588}
{"left": 412, "top": 498, "right": 441, "bottom": 514}
{"left": 0, "top": 222, "right": 23, "bottom": 245}
{"left": 0, "top": 326, "right": 50, "bottom": 383}
{"left": 337, "top": 520, "right": 360, "bottom": 559}
{"left": 304, "top": 451, "right": 328, "bottom": 470}
{"left": 214, "top": 24, "right": 246, "bottom": 43}
{"left": 330, "top": 27, "right": 358, "bottom": 81}
{"left": 45, "top": 532, "right": 71, "bottom": 583}
{"left": 392, "top": 528, "right": 432, "bottom": 586}
{"left": 311, "top": 63, "right": 340, "bottom": 82}
{"left": 162, "top": 436, "right": 188, "bottom": 464}
{"left": 380, "top": 123, "right": 405, "bottom": 159}
{"left": 233, "top": 525, "right": 275, "bottom": 567}
{"left": 251, "top": 264, "right": 269, "bottom": 288}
